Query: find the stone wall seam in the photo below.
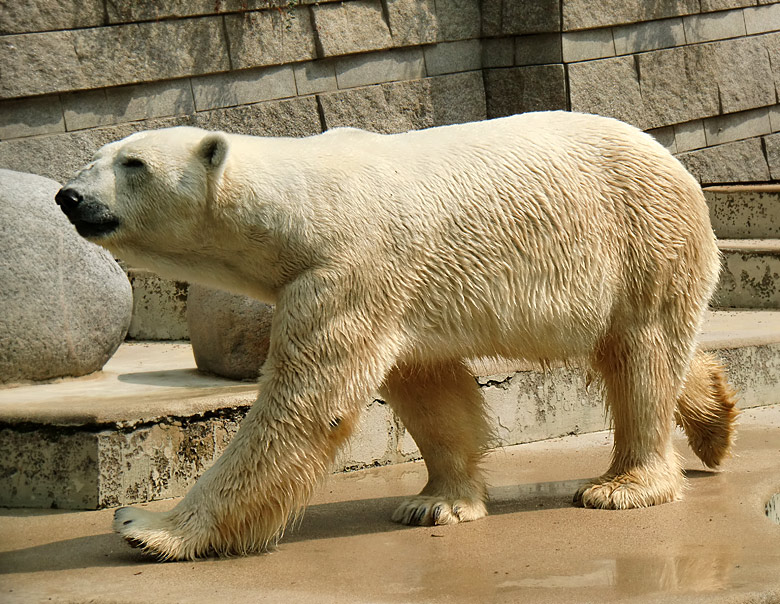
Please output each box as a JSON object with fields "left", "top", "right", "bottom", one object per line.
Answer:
{"left": 683, "top": 8, "right": 749, "bottom": 44}
{"left": 703, "top": 106, "right": 774, "bottom": 146}
{"left": 744, "top": 3, "right": 780, "bottom": 35}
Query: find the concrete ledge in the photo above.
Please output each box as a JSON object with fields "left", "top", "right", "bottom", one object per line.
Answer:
{"left": 716, "top": 240, "right": 780, "bottom": 309}
{"left": 1, "top": 311, "right": 778, "bottom": 510}
{"left": 705, "top": 185, "right": 780, "bottom": 239}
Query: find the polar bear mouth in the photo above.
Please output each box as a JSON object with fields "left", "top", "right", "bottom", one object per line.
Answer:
{"left": 55, "top": 187, "right": 120, "bottom": 239}
{"left": 72, "top": 216, "right": 120, "bottom": 239}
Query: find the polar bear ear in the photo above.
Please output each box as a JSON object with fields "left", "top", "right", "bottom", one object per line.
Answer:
{"left": 198, "top": 133, "right": 229, "bottom": 170}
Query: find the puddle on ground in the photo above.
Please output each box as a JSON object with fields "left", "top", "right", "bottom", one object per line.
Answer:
{"left": 767, "top": 493, "right": 780, "bottom": 525}
{"left": 498, "top": 554, "right": 732, "bottom": 595}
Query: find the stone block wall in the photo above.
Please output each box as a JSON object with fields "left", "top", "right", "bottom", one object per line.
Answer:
{"left": 1, "top": 0, "right": 778, "bottom": 187}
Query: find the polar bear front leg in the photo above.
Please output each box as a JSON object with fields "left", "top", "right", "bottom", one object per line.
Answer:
{"left": 380, "top": 361, "right": 490, "bottom": 526}
{"left": 114, "top": 289, "right": 396, "bottom": 560}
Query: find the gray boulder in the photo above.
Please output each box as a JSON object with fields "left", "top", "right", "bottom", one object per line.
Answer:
{"left": 0, "top": 169, "right": 132, "bottom": 384}
{"left": 186, "top": 285, "right": 273, "bottom": 380}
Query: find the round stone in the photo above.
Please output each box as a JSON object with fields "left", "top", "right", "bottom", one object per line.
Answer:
{"left": 186, "top": 285, "right": 273, "bottom": 380}
{"left": 0, "top": 169, "right": 133, "bottom": 384}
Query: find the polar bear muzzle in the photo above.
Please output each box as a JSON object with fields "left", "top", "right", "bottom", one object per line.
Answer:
{"left": 55, "top": 187, "right": 120, "bottom": 239}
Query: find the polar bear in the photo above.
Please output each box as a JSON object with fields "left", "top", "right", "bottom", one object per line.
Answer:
{"left": 56, "top": 111, "right": 737, "bottom": 560}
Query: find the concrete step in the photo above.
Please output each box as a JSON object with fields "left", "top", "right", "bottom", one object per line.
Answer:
{"left": 125, "top": 268, "right": 189, "bottom": 341}
{"left": 704, "top": 185, "right": 780, "bottom": 239}
{"left": 1, "top": 310, "right": 778, "bottom": 511}
{"left": 715, "top": 239, "right": 780, "bottom": 309}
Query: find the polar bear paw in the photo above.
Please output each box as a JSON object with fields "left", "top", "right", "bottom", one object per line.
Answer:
{"left": 573, "top": 472, "right": 682, "bottom": 510}
{"left": 114, "top": 506, "right": 198, "bottom": 561}
{"left": 392, "top": 496, "right": 487, "bottom": 526}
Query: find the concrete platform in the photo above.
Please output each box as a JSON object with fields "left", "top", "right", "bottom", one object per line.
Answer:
{"left": 1, "top": 405, "right": 778, "bottom": 604}
{"left": 1, "top": 310, "right": 779, "bottom": 510}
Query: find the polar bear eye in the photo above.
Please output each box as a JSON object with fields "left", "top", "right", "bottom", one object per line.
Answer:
{"left": 122, "top": 157, "right": 145, "bottom": 169}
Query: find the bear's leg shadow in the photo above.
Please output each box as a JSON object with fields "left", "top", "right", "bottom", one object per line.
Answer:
{"left": 380, "top": 361, "right": 491, "bottom": 526}
{"left": 114, "top": 286, "right": 397, "bottom": 560}
{"left": 575, "top": 321, "right": 691, "bottom": 509}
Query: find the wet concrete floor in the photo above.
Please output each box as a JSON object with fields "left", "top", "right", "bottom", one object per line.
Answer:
{"left": 1, "top": 405, "right": 778, "bottom": 604}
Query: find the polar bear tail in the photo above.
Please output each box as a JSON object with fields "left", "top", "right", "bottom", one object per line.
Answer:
{"left": 675, "top": 350, "right": 739, "bottom": 468}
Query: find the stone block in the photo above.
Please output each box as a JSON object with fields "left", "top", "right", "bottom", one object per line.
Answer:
{"left": 0, "top": 0, "right": 103, "bottom": 34}
{"left": 61, "top": 80, "right": 195, "bottom": 132}
{"left": 482, "top": 38, "right": 515, "bottom": 68}
{"left": 704, "top": 107, "right": 772, "bottom": 147}
{"left": 194, "top": 96, "right": 323, "bottom": 138}
{"left": 192, "top": 65, "right": 297, "bottom": 111}
{"left": 312, "top": 0, "right": 393, "bottom": 57}
{"left": 515, "top": 33, "right": 563, "bottom": 66}
{"left": 187, "top": 285, "right": 273, "bottom": 380}
{"left": 318, "top": 72, "right": 485, "bottom": 133}
{"left": 683, "top": 9, "right": 747, "bottom": 44}
{"left": 335, "top": 48, "right": 425, "bottom": 89}
{"left": 482, "top": 0, "right": 560, "bottom": 36}
{"left": 766, "top": 133, "right": 780, "bottom": 181}
{"left": 637, "top": 36, "right": 776, "bottom": 127}
{"left": 561, "top": 28, "right": 615, "bottom": 63}
{"left": 126, "top": 270, "right": 189, "bottom": 341}
{"left": 674, "top": 120, "right": 707, "bottom": 152}
{"left": 744, "top": 3, "right": 780, "bottom": 35}
{"left": 423, "top": 39, "right": 482, "bottom": 76}
{"left": 294, "top": 60, "right": 339, "bottom": 95}
{"left": 318, "top": 80, "right": 434, "bottom": 133}
{"left": 568, "top": 56, "right": 644, "bottom": 128}
{"left": 762, "top": 33, "right": 780, "bottom": 99}
{"left": 0, "top": 169, "right": 132, "bottom": 384}
{"left": 484, "top": 65, "right": 567, "bottom": 119}
{"left": 676, "top": 138, "right": 771, "bottom": 184}
{"left": 563, "top": 0, "right": 698, "bottom": 31}
{"left": 637, "top": 46, "right": 718, "bottom": 129}
{"left": 612, "top": 17, "right": 686, "bottom": 55}
{"left": 434, "top": 0, "right": 482, "bottom": 41}
{"left": 429, "top": 71, "right": 487, "bottom": 126}
{"left": 0, "top": 95, "right": 65, "bottom": 139}
{"left": 224, "top": 7, "right": 317, "bottom": 70}
{"left": 385, "top": 0, "right": 437, "bottom": 46}
{"left": 702, "top": 37, "right": 776, "bottom": 115}
{"left": 0, "top": 18, "right": 230, "bottom": 100}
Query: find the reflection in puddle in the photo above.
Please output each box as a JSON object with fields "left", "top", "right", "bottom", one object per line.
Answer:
{"left": 499, "top": 554, "right": 731, "bottom": 596}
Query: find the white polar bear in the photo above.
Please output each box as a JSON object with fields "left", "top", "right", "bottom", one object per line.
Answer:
{"left": 56, "top": 111, "right": 737, "bottom": 560}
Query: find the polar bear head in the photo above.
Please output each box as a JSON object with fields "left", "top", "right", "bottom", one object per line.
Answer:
{"left": 55, "top": 127, "right": 229, "bottom": 269}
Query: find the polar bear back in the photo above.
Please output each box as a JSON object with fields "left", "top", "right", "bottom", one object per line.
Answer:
{"left": 221, "top": 112, "right": 713, "bottom": 362}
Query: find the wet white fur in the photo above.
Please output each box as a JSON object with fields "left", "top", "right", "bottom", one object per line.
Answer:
{"left": 64, "top": 111, "right": 737, "bottom": 560}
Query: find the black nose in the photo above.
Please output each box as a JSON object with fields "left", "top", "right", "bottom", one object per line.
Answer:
{"left": 55, "top": 188, "right": 82, "bottom": 214}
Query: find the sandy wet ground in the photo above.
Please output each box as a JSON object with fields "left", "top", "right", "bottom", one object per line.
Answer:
{"left": 1, "top": 405, "right": 778, "bottom": 604}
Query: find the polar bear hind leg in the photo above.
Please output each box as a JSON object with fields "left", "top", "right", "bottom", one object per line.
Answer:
{"left": 575, "top": 319, "right": 691, "bottom": 510}
{"left": 380, "top": 361, "right": 491, "bottom": 526}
